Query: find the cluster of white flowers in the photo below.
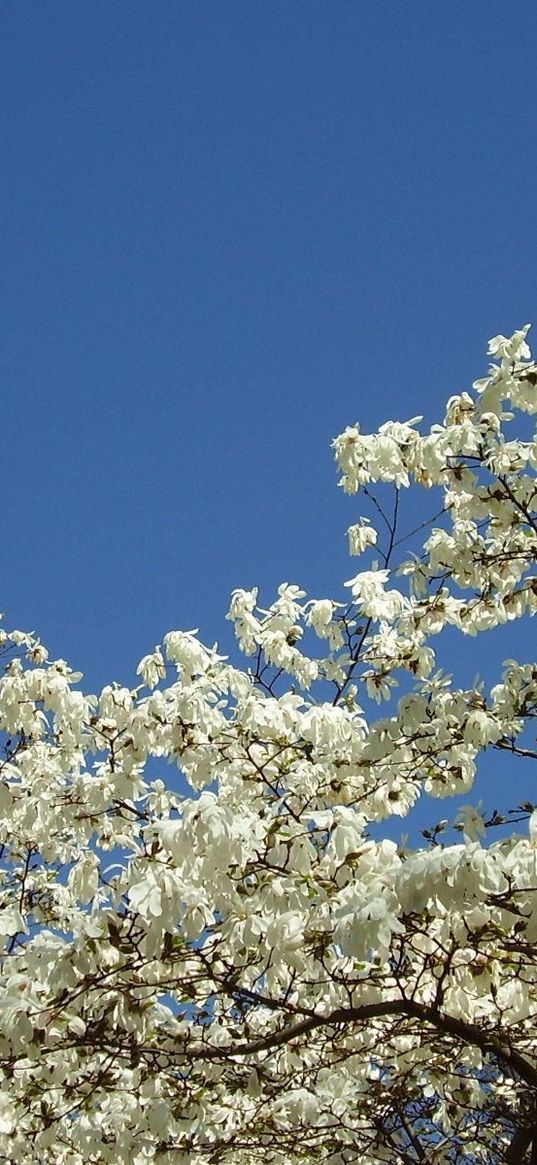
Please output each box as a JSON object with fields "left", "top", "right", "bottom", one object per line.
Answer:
{"left": 0, "top": 328, "right": 537, "bottom": 1163}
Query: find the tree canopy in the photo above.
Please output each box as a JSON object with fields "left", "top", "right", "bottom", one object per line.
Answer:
{"left": 2, "top": 327, "right": 537, "bottom": 1163}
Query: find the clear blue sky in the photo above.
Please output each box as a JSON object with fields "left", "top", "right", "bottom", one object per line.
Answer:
{"left": 2, "top": 1, "right": 536, "bottom": 716}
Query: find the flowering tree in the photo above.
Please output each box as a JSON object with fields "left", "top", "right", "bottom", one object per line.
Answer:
{"left": 2, "top": 328, "right": 537, "bottom": 1164}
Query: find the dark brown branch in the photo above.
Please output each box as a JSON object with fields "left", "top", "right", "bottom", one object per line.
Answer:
{"left": 169, "top": 997, "right": 537, "bottom": 1090}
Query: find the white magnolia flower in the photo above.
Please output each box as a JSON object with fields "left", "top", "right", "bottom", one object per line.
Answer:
{"left": 0, "top": 325, "right": 535, "bottom": 1163}
{"left": 136, "top": 646, "right": 166, "bottom": 688}
{"left": 348, "top": 519, "right": 378, "bottom": 556}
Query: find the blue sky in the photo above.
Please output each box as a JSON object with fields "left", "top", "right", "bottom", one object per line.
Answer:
{"left": 2, "top": 0, "right": 536, "bottom": 752}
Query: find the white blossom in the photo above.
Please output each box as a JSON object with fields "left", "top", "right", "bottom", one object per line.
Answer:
{"left": 0, "top": 327, "right": 536, "bottom": 1162}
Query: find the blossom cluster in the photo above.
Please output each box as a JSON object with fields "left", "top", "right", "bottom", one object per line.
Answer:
{"left": 0, "top": 329, "right": 537, "bottom": 1163}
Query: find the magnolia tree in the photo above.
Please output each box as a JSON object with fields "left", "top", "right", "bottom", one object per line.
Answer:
{"left": 2, "top": 329, "right": 537, "bottom": 1165}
